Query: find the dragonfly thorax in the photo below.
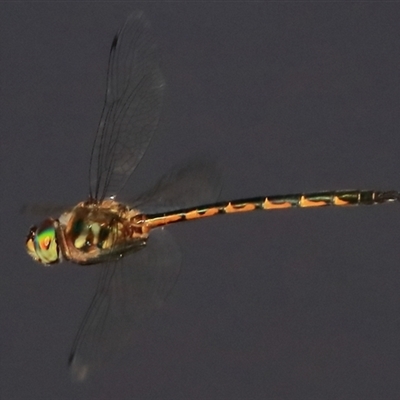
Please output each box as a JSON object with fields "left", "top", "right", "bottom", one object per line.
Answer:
{"left": 55, "top": 199, "right": 149, "bottom": 265}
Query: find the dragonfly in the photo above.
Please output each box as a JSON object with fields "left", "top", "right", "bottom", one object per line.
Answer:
{"left": 25, "top": 13, "right": 400, "bottom": 381}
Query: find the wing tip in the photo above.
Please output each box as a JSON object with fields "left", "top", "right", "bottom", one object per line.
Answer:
{"left": 69, "top": 353, "right": 90, "bottom": 383}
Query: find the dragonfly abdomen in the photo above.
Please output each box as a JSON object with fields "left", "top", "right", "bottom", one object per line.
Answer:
{"left": 145, "top": 189, "right": 400, "bottom": 229}
{"left": 264, "top": 189, "right": 399, "bottom": 208}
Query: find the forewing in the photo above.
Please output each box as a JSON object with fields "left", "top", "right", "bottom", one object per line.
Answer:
{"left": 90, "top": 13, "right": 165, "bottom": 201}
{"left": 131, "top": 161, "right": 222, "bottom": 214}
{"left": 20, "top": 203, "right": 71, "bottom": 217}
{"left": 68, "top": 229, "right": 181, "bottom": 381}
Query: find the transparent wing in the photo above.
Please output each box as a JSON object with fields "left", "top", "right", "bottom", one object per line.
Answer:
{"left": 130, "top": 161, "right": 222, "bottom": 214}
{"left": 20, "top": 203, "right": 71, "bottom": 217}
{"left": 89, "top": 12, "right": 165, "bottom": 201}
{"left": 68, "top": 229, "right": 181, "bottom": 382}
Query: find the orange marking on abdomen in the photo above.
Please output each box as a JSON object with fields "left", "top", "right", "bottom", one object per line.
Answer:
{"left": 224, "top": 203, "right": 257, "bottom": 213}
{"left": 147, "top": 214, "right": 182, "bottom": 228}
{"left": 299, "top": 196, "right": 327, "bottom": 207}
{"left": 262, "top": 199, "right": 292, "bottom": 209}
{"left": 333, "top": 196, "right": 350, "bottom": 206}
{"left": 185, "top": 208, "right": 219, "bottom": 220}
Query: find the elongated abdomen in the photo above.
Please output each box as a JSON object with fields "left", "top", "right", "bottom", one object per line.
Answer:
{"left": 145, "top": 189, "right": 399, "bottom": 229}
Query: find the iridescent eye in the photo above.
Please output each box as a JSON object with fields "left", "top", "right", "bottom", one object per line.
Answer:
{"left": 25, "top": 218, "right": 60, "bottom": 265}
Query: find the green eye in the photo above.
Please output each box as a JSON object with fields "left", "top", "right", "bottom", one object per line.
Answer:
{"left": 26, "top": 219, "right": 60, "bottom": 265}
{"left": 36, "top": 225, "right": 55, "bottom": 250}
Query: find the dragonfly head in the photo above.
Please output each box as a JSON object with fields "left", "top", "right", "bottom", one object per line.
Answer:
{"left": 25, "top": 218, "right": 62, "bottom": 265}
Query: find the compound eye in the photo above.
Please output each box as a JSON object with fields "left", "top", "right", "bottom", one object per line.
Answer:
{"left": 25, "top": 219, "right": 60, "bottom": 265}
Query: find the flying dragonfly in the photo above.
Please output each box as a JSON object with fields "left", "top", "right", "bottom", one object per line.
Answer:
{"left": 25, "top": 13, "right": 400, "bottom": 381}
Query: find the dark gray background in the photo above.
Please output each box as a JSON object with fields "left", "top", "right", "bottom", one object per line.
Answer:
{"left": 2, "top": 3, "right": 400, "bottom": 399}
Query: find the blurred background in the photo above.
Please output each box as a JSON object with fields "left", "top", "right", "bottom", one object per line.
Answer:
{"left": 2, "top": 3, "right": 400, "bottom": 399}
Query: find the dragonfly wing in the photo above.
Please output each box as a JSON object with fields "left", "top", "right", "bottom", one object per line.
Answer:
{"left": 131, "top": 160, "right": 222, "bottom": 214}
{"left": 20, "top": 203, "right": 71, "bottom": 217}
{"left": 68, "top": 229, "right": 181, "bottom": 381}
{"left": 90, "top": 12, "right": 165, "bottom": 201}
